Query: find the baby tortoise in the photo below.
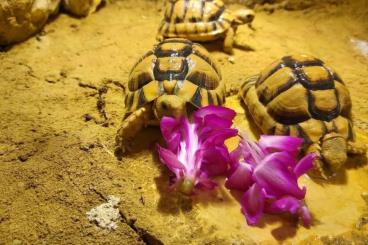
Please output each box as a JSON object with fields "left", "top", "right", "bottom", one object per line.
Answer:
{"left": 240, "top": 54, "right": 367, "bottom": 178}
{"left": 115, "top": 38, "right": 226, "bottom": 156}
{"left": 157, "top": 0, "right": 255, "bottom": 54}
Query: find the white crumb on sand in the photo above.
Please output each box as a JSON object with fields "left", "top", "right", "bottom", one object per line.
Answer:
{"left": 86, "top": 195, "right": 121, "bottom": 230}
{"left": 351, "top": 38, "right": 368, "bottom": 57}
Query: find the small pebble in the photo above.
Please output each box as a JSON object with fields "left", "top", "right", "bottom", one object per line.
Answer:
{"left": 228, "top": 56, "right": 235, "bottom": 64}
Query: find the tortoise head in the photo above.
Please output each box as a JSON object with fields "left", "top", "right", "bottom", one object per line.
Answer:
{"left": 153, "top": 94, "right": 187, "bottom": 119}
{"left": 321, "top": 133, "right": 347, "bottom": 173}
{"left": 233, "top": 8, "right": 255, "bottom": 25}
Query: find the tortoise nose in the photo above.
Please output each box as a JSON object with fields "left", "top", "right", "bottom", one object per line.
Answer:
{"left": 160, "top": 101, "right": 169, "bottom": 111}
{"left": 154, "top": 95, "right": 186, "bottom": 119}
{"left": 163, "top": 80, "right": 177, "bottom": 94}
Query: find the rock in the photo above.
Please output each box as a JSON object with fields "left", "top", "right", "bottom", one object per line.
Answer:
{"left": 0, "top": 0, "right": 103, "bottom": 46}
{"left": 62, "top": 0, "right": 102, "bottom": 17}
{"left": 0, "top": 0, "right": 60, "bottom": 45}
{"left": 86, "top": 195, "right": 121, "bottom": 230}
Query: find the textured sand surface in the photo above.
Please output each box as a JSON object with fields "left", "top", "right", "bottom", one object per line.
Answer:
{"left": 0, "top": 0, "right": 367, "bottom": 244}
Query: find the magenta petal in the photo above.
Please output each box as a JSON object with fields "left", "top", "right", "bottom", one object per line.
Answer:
{"left": 225, "top": 160, "right": 253, "bottom": 191}
{"left": 160, "top": 116, "right": 182, "bottom": 152}
{"left": 202, "top": 128, "right": 238, "bottom": 147}
{"left": 230, "top": 145, "right": 244, "bottom": 166}
{"left": 196, "top": 172, "right": 217, "bottom": 190}
{"left": 266, "top": 196, "right": 312, "bottom": 227}
{"left": 238, "top": 137, "right": 265, "bottom": 165}
{"left": 156, "top": 145, "right": 185, "bottom": 175}
{"left": 293, "top": 153, "right": 315, "bottom": 178}
{"left": 299, "top": 205, "right": 312, "bottom": 227}
{"left": 202, "top": 114, "right": 233, "bottom": 129}
{"left": 193, "top": 105, "right": 236, "bottom": 126}
{"left": 258, "top": 135, "right": 304, "bottom": 156}
{"left": 253, "top": 152, "right": 306, "bottom": 199}
{"left": 240, "top": 183, "right": 265, "bottom": 225}
{"left": 266, "top": 196, "right": 302, "bottom": 214}
{"left": 201, "top": 146, "right": 230, "bottom": 177}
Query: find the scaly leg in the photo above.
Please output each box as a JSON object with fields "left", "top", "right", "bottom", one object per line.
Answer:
{"left": 305, "top": 142, "right": 330, "bottom": 180}
{"left": 223, "top": 28, "right": 235, "bottom": 54}
{"left": 115, "top": 106, "right": 152, "bottom": 158}
{"left": 156, "top": 33, "right": 164, "bottom": 42}
{"left": 233, "top": 33, "right": 254, "bottom": 51}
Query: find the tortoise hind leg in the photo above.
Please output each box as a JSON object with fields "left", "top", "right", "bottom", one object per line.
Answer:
{"left": 115, "top": 106, "right": 152, "bottom": 159}
{"left": 347, "top": 141, "right": 367, "bottom": 155}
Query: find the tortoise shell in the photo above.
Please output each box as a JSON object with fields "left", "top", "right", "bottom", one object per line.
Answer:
{"left": 241, "top": 54, "right": 354, "bottom": 145}
{"left": 158, "top": 0, "right": 233, "bottom": 42}
{"left": 125, "top": 38, "right": 225, "bottom": 113}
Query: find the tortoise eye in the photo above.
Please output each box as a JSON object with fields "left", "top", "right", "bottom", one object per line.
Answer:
{"left": 128, "top": 72, "right": 153, "bottom": 91}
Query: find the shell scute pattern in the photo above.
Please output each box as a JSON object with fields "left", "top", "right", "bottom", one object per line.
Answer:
{"left": 125, "top": 38, "right": 224, "bottom": 113}
{"left": 240, "top": 54, "right": 368, "bottom": 178}
{"left": 159, "top": 0, "right": 232, "bottom": 40}
{"left": 255, "top": 55, "right": 350, "bottom": 125}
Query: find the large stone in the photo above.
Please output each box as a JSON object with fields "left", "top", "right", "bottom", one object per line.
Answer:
{"left": 62, "top": 0, "right": 102, "bottom": 17}
{"left": 0, "top": 0, "right": 60, "bottom": 45}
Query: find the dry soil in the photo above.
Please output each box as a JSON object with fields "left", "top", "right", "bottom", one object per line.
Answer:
{"left": 1, "top": 0, "right": 368, "bottom": 244}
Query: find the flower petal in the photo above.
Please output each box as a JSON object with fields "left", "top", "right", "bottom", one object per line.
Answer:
{"left": 240, "top": 183, "right": 265, "bottom": 225}
{"left": 266, "top": 196, "right": 312, "bottom": 227}
{"left": 253, "top": 152, "right": 306, "bottom": 199}
{"left": 193, "top": 105, "right": 236, "bottom": 126}
{"left": 266, "top": 196, "right": 302, "bottom": 214}
{"left": 230, "top": 144, "right": 244, "bottom": 166}
{"left": 293, "top": 153, "right": 315, "bottom": 178}
{"left": 204, "top": 114, "right": 234, "bottom": 129}
{"left": 160, "top": 116, "right": 182, "bottom": 152}
{"left": 202, "top": 128, "right": 238, "bottom": 148}
{"left": 299, "top": 205, "right": 312, "bottom": 227}
{"left": 156, "top": 145, "right": 185, "bottom": 176}
{"left": 201, "top": 146, "right": 230, "bottom": 177}
{"left": 237, "top": 133, "right": 265, "bottom": 165}
{"left": 258, "top": 135, "right": 304, "bottom": 157}
{"left": 196, "top": 172, "right": 217, "bottom": 190}
{"left": 225, "top": 160, "right": 253, "bottom": 191}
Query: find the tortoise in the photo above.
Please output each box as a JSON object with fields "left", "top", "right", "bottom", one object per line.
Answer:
{"left": 156, "top": 0, "right": 255, "bottom": 54}
{"left": 115, "top": 38, "right": 226, "bottom": 156}
{"left": 239, "top": 54, "right": 367, "bottom": 178}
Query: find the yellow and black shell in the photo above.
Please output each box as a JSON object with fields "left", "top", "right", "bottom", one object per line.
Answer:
{"left": 125, "top": 38, "right": 225, "bottom": 113}
{"left": 241, "top": 54, "right": 354, "bottom": 145}
{"left": 158, "top": 0, "right": 233, "bottom": 41}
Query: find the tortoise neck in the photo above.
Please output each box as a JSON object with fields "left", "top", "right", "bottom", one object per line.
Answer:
{"left": 231, "top": 22, "right": 239, "bottom": 32}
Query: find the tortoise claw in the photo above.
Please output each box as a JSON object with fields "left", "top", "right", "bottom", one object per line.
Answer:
{"left": 225, "top": 83, "right": 239, "bottom": 96}
{"left": 114, "top": 107, "right": 151, "bottom": 158}
{"left": 114, "top": 130, "right": 134, "bottom": 159}
{"left": 309, "top": 156, "right": 330, "bottom": 180}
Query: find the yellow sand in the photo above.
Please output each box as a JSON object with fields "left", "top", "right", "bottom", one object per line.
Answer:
{"left": 0, "top": 0, "right": 367, "bottom": 244}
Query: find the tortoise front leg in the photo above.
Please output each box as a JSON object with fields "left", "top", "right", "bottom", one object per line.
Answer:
{"left": 156, "top": 33, "right": 164, "bottom": 42}
{"left": 223, "top": 28, "right": 235, "bottom": 54}
{"left": 305, "top": 142, "right": 330, "bottom": 180}
{"left": 115, "top": 106, "right": 152, "bottom": 158}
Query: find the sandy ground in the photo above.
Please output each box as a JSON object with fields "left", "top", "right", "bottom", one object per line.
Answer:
{"left": 0, "top": 0, "right": 368, "bottom": 244}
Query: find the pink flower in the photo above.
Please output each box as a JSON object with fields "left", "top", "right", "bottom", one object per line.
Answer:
{"left": 157, "top": 106, "right": 237, "bottom": 195}
{"left": 226, "top": 131, "right": 315, "bottom": 227}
